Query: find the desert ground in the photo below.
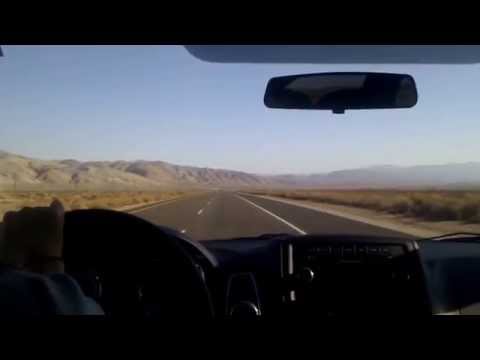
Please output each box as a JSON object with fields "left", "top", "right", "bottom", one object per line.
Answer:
{"left": 0, "top": 190, "right": 193, "bottom": 218}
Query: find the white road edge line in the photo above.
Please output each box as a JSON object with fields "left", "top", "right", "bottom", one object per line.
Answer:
{"left": 129, "top": 193, "right": 211, "bottom": 215}
{"left": 240, "top": 193, "right": 423, "bottom": 238}
{"left": 197, "top": 208, "right": 204, "bottom": 215}
{"left": 237, "top": 195, "right": 307, "bottom": 235}
{"left": 129, "top": 198, "right": 183, "bottom": 214}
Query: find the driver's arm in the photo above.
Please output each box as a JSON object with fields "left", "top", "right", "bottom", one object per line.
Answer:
{"left": 0, "top": 200, "right": 104, "bottom": 316}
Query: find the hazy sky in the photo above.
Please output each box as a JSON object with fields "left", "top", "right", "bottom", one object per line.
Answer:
{"left": 0, "top": 45, "right": 479, "bottom": 174}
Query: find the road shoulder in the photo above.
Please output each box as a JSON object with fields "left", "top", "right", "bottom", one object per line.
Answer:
{"left": 118, "top": 192, "right": 206, "bottom": 213}
{"left": 244, "top": 194, "right": 480, "bottom": 238}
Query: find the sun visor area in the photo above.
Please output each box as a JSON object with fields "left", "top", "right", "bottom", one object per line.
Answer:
{"left": 184, "top": 45, "right": 480, "bottom": 64}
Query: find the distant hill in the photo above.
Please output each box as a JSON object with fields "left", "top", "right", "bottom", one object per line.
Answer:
{"left": 0, "top": 150, "right": 270, "bottom": 190}
{"left": 268, "top": 163, "right": 480, "bottom": 189}
{"left": 1, "top": 150, "right": 480, "bottom": 190}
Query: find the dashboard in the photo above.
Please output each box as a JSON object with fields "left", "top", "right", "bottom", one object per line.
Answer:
{"left": 180, "top": 234, "right": 480, "bottom": 318}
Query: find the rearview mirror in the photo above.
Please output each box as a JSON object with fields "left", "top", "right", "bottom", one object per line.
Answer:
{"left": 264, "top": 72, "right": 418, "bottom": 114}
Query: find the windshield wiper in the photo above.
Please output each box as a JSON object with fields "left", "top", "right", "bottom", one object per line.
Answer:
{"left": 424, "top": 232, "right": 480, "bottom": 241}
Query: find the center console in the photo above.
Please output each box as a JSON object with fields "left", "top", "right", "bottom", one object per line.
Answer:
{"left": 280, "top": 236, "right": 432, "bottom": 316}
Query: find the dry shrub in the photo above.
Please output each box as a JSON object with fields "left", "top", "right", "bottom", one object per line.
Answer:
{"left": 459, "top": 203, "right": 480, "bottom": 222}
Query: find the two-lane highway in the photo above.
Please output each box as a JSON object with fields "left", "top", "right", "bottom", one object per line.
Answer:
{"left": 133, "top": 191, "right": 411, "bottom": 241}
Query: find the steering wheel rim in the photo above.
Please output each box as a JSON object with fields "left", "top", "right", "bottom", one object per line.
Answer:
{"left": 63, "top": 209, "right": 214, "bottom": 319}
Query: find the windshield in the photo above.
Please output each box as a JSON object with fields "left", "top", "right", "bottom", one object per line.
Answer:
{"left": 1, "top": 45, "right": 479, "bottom": 241}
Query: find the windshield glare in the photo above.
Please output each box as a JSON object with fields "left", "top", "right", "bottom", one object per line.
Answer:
{"left": 0, "top": 45, "right": 479, "bottom": 241}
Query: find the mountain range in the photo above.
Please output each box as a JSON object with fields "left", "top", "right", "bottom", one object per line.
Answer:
{"left": 1, "top": 150, "right": 480, "bottom": 190}
{"left": 267, "top": 164, "right": 480, "bottom": 189}
{"left": 0, "top": 150, "right": 269, "bottom": 190}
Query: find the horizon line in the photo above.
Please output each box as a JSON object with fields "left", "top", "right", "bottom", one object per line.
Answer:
{"left": 1, "top": 148, "right": 479, "bottom": 177}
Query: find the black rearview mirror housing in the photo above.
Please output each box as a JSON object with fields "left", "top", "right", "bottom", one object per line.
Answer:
{"left": 264, "top": 72, "right": 418, "bottom": 114}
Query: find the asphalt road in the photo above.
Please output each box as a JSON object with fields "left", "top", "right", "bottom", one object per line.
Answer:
{"left": 133, "top": 191, "right": 412, "bottom": 241}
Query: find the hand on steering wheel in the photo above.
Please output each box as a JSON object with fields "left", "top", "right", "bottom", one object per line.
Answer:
{"left": 0, "top": 199, "right": 65, "bottom": 273}
{"left": 0, "top": 203, "right": 214, "bottom": 318}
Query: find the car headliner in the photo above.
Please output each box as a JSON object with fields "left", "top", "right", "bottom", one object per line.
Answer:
{"left": 184, "top": 45, "right": 480, "bottom": 64}
{"left": 2, "top": 46, "right": 479, "bottom": 64}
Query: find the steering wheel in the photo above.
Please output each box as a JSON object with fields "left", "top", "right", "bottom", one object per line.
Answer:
{"left": 63, "top": 209, "right": 214, "bottom": 318}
